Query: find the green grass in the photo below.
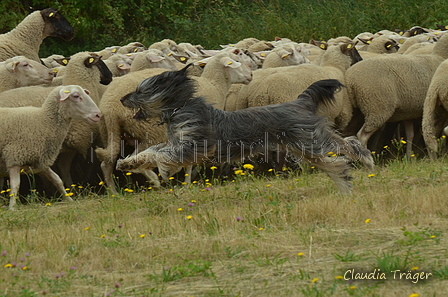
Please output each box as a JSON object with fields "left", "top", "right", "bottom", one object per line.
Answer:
{"left": 1, "top": 158, "right": 448, "bottom": 296}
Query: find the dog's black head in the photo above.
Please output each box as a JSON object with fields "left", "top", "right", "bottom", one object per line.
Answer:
{"left": 120, "top": 64, "right": 196, "bottom": 120}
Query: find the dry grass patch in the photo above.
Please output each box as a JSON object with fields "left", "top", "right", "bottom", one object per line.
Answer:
{"left": 0, "top": 158, "right": 448, "bottom": 296}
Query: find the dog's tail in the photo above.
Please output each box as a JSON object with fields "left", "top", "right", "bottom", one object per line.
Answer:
{"left": 294, "top": 79, "right": 344, "bottom": 114}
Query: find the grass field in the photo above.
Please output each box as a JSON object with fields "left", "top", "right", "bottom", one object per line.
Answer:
{"left": 1, "top": 155, "right": 448, "bottom": 296}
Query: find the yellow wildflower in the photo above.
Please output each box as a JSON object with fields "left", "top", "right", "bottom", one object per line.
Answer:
{"left": 84, "top": 227, "right": 90, "bottom": 231}
{"left": 98, "top": 181, "right": 104, "bottom": 186}
{"left": 297, "top": 253, "right": 304, "bottom": 257}
{"left": 210, "top": 166, "right": 217, "bottom": 170}
{"left": 367, "top": 174, "right": 375, "bottom": 177}
{"left": 335, "top": 275, "right": 343, "bottom": 279}
{"left": 45, "top": 203, "right": 51, "bottom": 207}
{"left": 311, "top": 278, "right": 319, "bottom": 283}
{"left": 243, "top": 164, "right": 254, "bottom": 170}
{"left": 186, "top": 215, "right": 193, "bottom": 220}
{"left": 100, "top": 234, "right": 105, "bottom": 238}
{"left": 178, "top": 208, "right": 183, "bottom": 211}
{"left": 350, "top": 286, "right": 356, "bottom": 289}
{"left": 140, "top": 234, "right": 146, "bottom": 238}
{"left": 4, "top": 264, "right": 12, "bottom": 268}
{"left": 234, "top": 169, "right": 243, "bottom": 175}
{"left": 365, "top": 219, "right": 371, "bottom": 223}
{"left": 126, "top": 172, "right": 132, "bottom": 175}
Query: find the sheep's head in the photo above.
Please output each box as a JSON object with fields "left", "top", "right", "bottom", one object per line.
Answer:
{"left": 340, "top": 43, "right": 363, "bottom": 66}
{"left": 84, "top": 54, "right": 113, "bottom": 85}
{"left": 41, "top": 8, "right": 74, "bottom": 41}
{"left": 57, "top": 85, "right": 101, "bottom": 123}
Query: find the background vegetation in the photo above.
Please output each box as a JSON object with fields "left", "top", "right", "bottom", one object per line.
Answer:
{"left": 0, "top": 0, "right": 448, "bottom": 57}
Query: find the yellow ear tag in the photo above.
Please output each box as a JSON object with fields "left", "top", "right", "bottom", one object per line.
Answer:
{"left": 64, "top": 90, "right": 70, "bottom": 93}
{"left": 11, "top": 62, "right": 14, "bottom": 68}
{"left": 230, "top": 44, "right": 235, "bottom": 47}
{"left": 347, "top": 44, "right": 352, "bottom": 49}
{"left": 111, "top": 48, "right": 117, "bottom": 53}
{"left": 320, "top": 44, "right": 325, "bottom": 49}
{"left": 227, "top": 61, "right": 233, "bottom": 65}
{"left": 118, "top": 64, "right": 124, "bottom": 67}
{"left": 434, "top": 32, "right": 439, "bottom": 35}
{"left": 260, "top": 52, "right": 266, "bottom": 57}
{"left": 414, "top": 31, "right": 418, "bottom": 35}
{"left": 180, "top": 57, "right": 186, "bottom": 61}
{"left": 366, "top": 40, "right": 371, "bottom": 44}
{"left": 427, "top": 36, "right": 431, "bottom": 41}
{"left": 134, "top": 48, "right": 138, "bottom": 52}
{"left": 89, "top": 58, "right": 94, "bottom": 64}
{"left": 281, "top": 54, "right": 288, "bottom": 59}
{"left": 399, "top": 39, "right": 405, "bottom": 44}
{"left": 62, "top": 59, "right": 68, "bottom": 65}
{"left": 49, "top": 12, "right": 54, "bottom": 17}
{"left": 53, "top": 68, "right": 59, "bottom": 73}
{"left": 446, "top": 26, "right": 448, "bottom": 30}
{"left": 168, "top": 52, "right": 172, "bottom": 56}
{"left": 399, "top": 31, "right": 403, "bottom": 35}
{"left": 387, "top": 44, "right": 392, "bottom": 48}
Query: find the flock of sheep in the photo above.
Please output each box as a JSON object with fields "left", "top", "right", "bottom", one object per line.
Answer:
{"left": 1, "top": 7, "right": 448, "bottom": 210}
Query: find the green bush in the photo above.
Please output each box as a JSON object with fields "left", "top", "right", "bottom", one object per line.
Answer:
{"left": 0, "top": 0, "right": 447, "bottom": 57}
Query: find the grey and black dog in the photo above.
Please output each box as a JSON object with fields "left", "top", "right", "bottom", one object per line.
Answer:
{"left": 117, "top": 65, "right": 374, "bottom": 194}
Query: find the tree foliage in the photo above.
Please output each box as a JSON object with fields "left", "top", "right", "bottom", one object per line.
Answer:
{"left": 0, "top": 0, "right": 447, "bottom": 57}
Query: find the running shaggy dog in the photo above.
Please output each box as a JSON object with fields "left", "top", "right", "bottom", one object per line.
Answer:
{"left": 117, "top": 65, "right": 374, "bottom": 194}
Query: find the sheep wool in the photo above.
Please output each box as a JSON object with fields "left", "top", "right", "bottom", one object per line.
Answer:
{"left": 0, "top": 85, "right": 101, "bottom": 210}
{"left": 0, "top": 8, "right": 74, "bottom": 62}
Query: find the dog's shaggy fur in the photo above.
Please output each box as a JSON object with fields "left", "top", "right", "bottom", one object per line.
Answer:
{"left": 118, "top": 65, "right": 374, "bottom": 194}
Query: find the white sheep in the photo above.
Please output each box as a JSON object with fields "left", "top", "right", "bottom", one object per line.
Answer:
{"left": 422, "top": 58, "right": 448, "bottom": 159}
{"left": 116, "top": 42, "right": 147, "bottom": 54}
{"left": 0, "top": 56, "right": 54, "bottom": 92}
{"left": 129, "top": 49, "right": 179, "bottom": 72}
{"left": 0, "top": 8, "right": 74, "bottom": 62}
{"left": 0, "top": 52, "right": 112, "bottom": 187}
{"left": 261, "top": 43, "right": 310, "bottom": 68}
{"left": 346, "top": 33, "right": 448, "bottom": 157}
{"left": 234, "top": 42, "right": 361, "bottom": 131}
{"left": 0, "top": 85, "right": 101, "bottom": 210}
{"left": 192, "top": 50, "right": 253, "bottom": 109}
{"left": 103, "top": 54, "right": 133, "bottom": 77}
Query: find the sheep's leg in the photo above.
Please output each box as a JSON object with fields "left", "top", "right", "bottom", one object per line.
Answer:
{"left": 403, "top": 120, "right": 414, "bottom": 158}
{"left": 56, "top": 151, "right": 76, "bottom": 187}
{"left": 184, "top": 165, "right": 193, "bottom": 184}
{"left": 356, "top": 123, "right": 380, "bottom": 149}
{"left": 101, "top": 161, "right": 118, "bottom": 194}
{"left": 8, "top": 166, "right": 21, "bottom": 211}
{"left": 39, "top": 168, "right": 71, "bottom": 202}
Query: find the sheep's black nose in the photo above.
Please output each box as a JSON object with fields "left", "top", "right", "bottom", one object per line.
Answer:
{"left": 120, "top": 97, "right": 125, "bottom": 103}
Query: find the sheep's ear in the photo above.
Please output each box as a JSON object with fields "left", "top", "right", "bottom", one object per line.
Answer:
{"left": 5, "top": 61, "right": 20, "bottom": 72}
{"left": 358, "top": 37, "right": 372, "bottom": 45}
{"left": 84, "top": 56, "right": 101, "bottom": 68}
{"left": 146, "top": 52, "right": 165, "bottom": 63}
{"left": 54, "top": 57, "right": 70, "bottom": 66}
{"left": 253, "top": 51, "right": 268, "bottom": 59}
{"left": 310, "top": 40, "right": 328, "bottom": 50}
{"left": 221, "top": 57, "right": 241, "bottom": 68}
{"left": 340, "top": 43, "right": 354, "bottom": 54}
{"left": 118, "top": 62, "right": 131, "bottom": 70}
{"left": 385, "top": 41, "right": 397, "bottom": 50}
{"left": 59, "top": 89, "right": 72, "bottom": 101}
{"left": 171, "top": 54, "right": 189, "bottom": 64}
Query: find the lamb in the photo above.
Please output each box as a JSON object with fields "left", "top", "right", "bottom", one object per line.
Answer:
{"left": 103, "top": 54, "right": 133, "bottom": 77}
{"left": 0, "top": 52, "right": 112, "bottom": 186}
{"left": 0, "top": 85, "right": 101, "bottom": 210}
{"left": 192, "top": 50, "right": 253, "bottom": 109}
{"left": 234, "top": 42, "right": 362, "bottom": 131}
{"left": 0, "top": 8, "right": 74, "bottom": 62}
{"left": 421, "top": 58, "right": 448, "bottom": 159}
{"left": 346, "top": 33, "right": 448, "bottom": 158}
{"left": 129, "top": 49, "right": 179, "bottom": 72}
{"left": 261, "top": 43, "right": 310, "bottom": 68}
{"left": 95, "top": 51, "right": 252, "bottom": 193}
{"left": 0, "top": 56, "right": 54, "bottom": 93}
